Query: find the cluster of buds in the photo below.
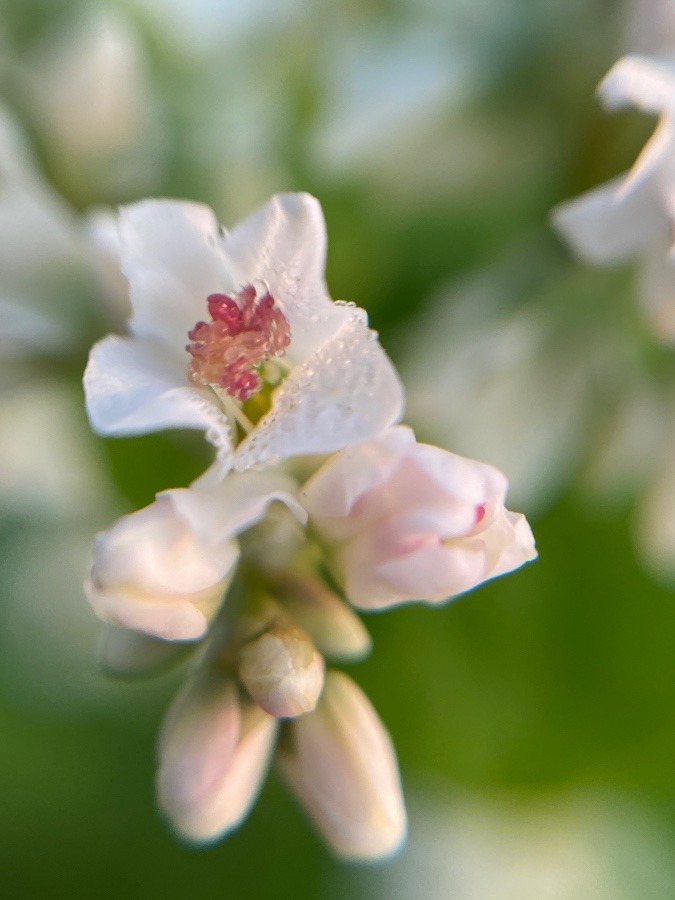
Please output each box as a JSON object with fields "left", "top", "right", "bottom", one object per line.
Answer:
{"left": 84, "top": 192, "right": 536, "bottom": 860}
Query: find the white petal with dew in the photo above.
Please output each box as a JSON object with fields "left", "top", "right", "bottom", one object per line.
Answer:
{"left": 222, "top": 192, "right": 344, "bottom": 359}
{"left": 235, "top": 314, "right": 404, "bottom": 470}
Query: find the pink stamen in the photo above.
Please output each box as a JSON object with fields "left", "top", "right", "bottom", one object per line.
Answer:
{"left": 186, "top": 285, "right": 291, "bottom": 402}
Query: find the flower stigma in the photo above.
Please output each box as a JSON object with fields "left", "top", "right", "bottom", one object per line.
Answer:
{"left": 186, "top": 285, "right": 292, "bottom": 421}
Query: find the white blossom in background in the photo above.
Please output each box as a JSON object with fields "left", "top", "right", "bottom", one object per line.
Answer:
{"left": 83, "top": 190, "right": 536, "bottom": 859}
{"left": 342, "top": 788, "right": 675, "bottom": 899}
{"left": 553, "top": 54, "right": 675, "bottom": 342}
{"left": 12, "top": 4, "right": 166, "bottom": 199}
{"left": 301, "top": 426, "right": 536, "bottom": 610}
{"left": 400, "top": 266, "right": 602, "bottom": 516}
{"left": 84, "top": 192, "right": 404, "bottom": 476}
{"left": 0, "top": 104, "right": 129, "bottom": 358}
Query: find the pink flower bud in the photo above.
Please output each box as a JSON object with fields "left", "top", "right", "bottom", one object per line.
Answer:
{"left": 301, "top": 426, "right": 536, "bottom": 609}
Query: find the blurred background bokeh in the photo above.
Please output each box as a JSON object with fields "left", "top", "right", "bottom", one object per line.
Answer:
{"left": 2, "top": 0, "right": 675, "bottom": 896}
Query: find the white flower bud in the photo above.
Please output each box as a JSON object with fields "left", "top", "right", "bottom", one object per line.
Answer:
{"left": 86, "top": 495, "right": 238, "bottom": 641}
{"left": 238, "top": 624, "right": 325, "bottom": 718}
{"left": 277, "top": 671, "right": 406, "bottom": 861}
{"left": 274, "top": 572, "right": 371, "bottom": 661}
{"left": 157, "top": 670, "right": 277, "bottom": 844}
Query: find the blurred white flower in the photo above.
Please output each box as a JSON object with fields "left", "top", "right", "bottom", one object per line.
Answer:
{"left": 14, "top": 4, "right": 166, "bottom": 198}
{"left": 84, "top": 192, "right": 404, "bottom": 475}
{"left": 301, "top": 426, "right": 536, "bottom": 609}
{"left": 553, "top": 54, "right": 675, "bottom": 342}
{"left": 343, "top": 788, "right": 675, "bottom": 899}
{"left": 0, "top": 105, "right": 128, "bottom": 357}
{"left": 86, "top": 468, "right": 305, "bottom": 641}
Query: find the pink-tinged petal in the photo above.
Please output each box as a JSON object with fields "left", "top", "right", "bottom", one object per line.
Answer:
{"left": 222, "top": 193, "right": 349, "bottom": 359}
{"left": 301, "top": 426, "right": 415, "bottom": 521}
{"left": 96, "top": 625, "right": 194, "bottom": 679}
{"left": 84, "top": 334, "right": 233, "bottom": 463}
{"left": 120, "top": 199, "right": 234, "bottom": 351}
{"left": 342, "top": 507, "right": 537, "bottom": 610}
{"left": 157, "top": 673, "right": 241, "bottom": 838}
{"left": 234, "top": 313, "right": 405, "bottom": 471}
{"left": 92, "top": 497, "right": 238, "bottom": 594}
{"left": 277, "top": 671, "right": 406, "bottom": 861}
{"left": 158, "top": 678, "right": 277, "bottom": 844}
{"left": 599, "top": 55, "right": 675, "bottom": 116}
{"left": 302, "top": 428, "right": 505, "bottom": 541}
{"left": 478, "top": 508, "right": 538, "bottom": 576}
{"left": 165, "top": 468, "right": 306, "bottom": 543}
{"left": 85, "top": 578, "right": 227, "bottom": 641}
{"left": 552, "top": 175, "right": 666, "bottom": 263}
{"left": 86, "top": 495, "right": 238, "bottom": 640}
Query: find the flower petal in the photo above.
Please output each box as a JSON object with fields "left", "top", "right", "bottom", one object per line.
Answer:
{"left": 84, "top": 333, "right": 233, "bottom": 463}
{"left": 552, "top": 174, "right": 666, "bottom": 263}
{"left": 165, "top": 467, "right": 306, "bottom": 543}
{"left": 158, "top": 675, "right": 277, "bottom": 844}
{"left": 343, "top": 507, "right": 537, "bottom": 609}
{"left": 85, "top": 578, "right": 228, "bottom": 641}
{"left": 86, "top": 495, "right": 239, "bottom": 640}
{"left": 599, "top": 54, "right": 675, "bottom": 115}
{"left": 234, "top": 313, "right": 404, "bottom": 470}
{"left": 222, "top": 192, "right": 347, "bottom": 358}
{"left": 120, "top": 198, "right": 234, "bottom": 350}
{"left": 301, "top": 426, "right": 416, "bottom": 521}
{"left": 157, "top": 672, "right": 241, "bottom": 840}
{"left": 277, "top": 671, "right": 406, "bottom": 861}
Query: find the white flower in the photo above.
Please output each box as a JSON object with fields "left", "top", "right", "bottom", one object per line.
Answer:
{"left": 85, "top": 468, "right": 305, "bottom": 641}
{"left": 301, "top": 426, "right": 536, "bottom": 610}
{"left": 84, "top": 192, "right": 404, "bottom": 475}
{"left": 0, "top": 104, "right": 129, "bottom": 357}
{"left": 14, "top": 5, "right": 166, "bottom": 198}
{"left": 552, "top": 54, "right": 675, "bottom": 341}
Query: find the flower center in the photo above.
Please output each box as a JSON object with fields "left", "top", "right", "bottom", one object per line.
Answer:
{"left": 186, "top": 285, "right": 291, "bottom": 402}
